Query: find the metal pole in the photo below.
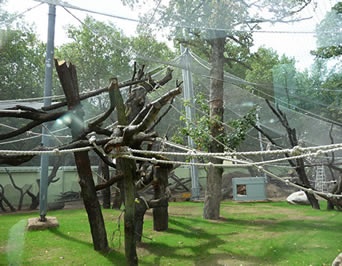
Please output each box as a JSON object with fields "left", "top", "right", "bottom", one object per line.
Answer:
{"left": 256, "top": 108, "right": 267, "bottom": 179}
{"left": 39, "top": 3, "right": 56, "bottom": 222}
{"left": 180, "top": 45, "right": 200, "bottom": 200}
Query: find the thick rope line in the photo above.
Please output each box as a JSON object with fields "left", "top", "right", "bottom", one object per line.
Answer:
{"left": 1, "top": 140, "right": 341, "bottom": 199}
{"left": 1, "top": 140, "right": 342, "bottom": 161}
{"left": 118, "top": 154, "right": 342, "bottom": 199}
{"left": 0, "top": 146, "right": 93, "bottom": 156}
{"left": 120, "top": 148, "right": 342, "bottom": 169}
{"left": 258, "top": 165, "right": 342, "bottom": 199}
{"left": 128, "top": 143, "right": 342, "bottom": 158}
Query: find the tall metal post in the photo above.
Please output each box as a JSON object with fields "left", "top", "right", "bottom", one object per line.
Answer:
{"left": 256, "top": 108, "right": 267, "bottom": 179}
{"left": 39, "top": 4, "right": 56, "bottom": 221}
{"left": 180, "top": 45, "right": 200, "bottom": 200}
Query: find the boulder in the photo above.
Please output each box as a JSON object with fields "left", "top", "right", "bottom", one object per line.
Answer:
{"left": 332, "top": 253, "right": 342, "bottom": 266}
{"left": 286, "top": 191, "right": 310, "bottom": 205}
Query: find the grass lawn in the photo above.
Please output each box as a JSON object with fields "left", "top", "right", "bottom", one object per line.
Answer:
{"left": 0, "top": 200, "right": 341, "bottom": 265}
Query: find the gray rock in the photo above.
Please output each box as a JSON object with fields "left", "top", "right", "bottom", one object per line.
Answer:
{"left": 332, "top": 253, "right": 342, "bottom": 266}
{"left": 286, "top": 191, "right": 310, "bottom": 205}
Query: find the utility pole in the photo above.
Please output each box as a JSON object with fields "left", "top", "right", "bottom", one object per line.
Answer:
{"left": 39, "top": 3, "right": 56, "bottom": 222}
{"left": 180, "top": 45, "right": 200, "bottom": 200}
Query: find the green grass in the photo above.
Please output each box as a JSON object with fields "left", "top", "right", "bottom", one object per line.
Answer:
{"left": 0, "top": 201, "right": 341, "bottom": 265}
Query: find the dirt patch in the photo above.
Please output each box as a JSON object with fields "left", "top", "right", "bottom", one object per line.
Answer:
{"left": 168, "top": 205, "right": 203, "bottom": 217}
{"left": 63, "top": 200, "right": 85, "bottom": 210}
{"left": 198, "top": 253, "right": 261, "bottom": 266}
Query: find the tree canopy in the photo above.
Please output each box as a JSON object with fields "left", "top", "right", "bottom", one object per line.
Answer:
{"left": 313, "top": 2, "right": 342, "bottom": 59}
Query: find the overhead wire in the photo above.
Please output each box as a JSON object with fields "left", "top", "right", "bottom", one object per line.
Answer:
{"left": 188, "top": 50, "right": 342, "bottom": 125}
{"left": 0, "top": 2, "right": 44, "bottom": 26}
{"left": 32, "top": 0, "right": 319, "bottom": 35}
{"left": 3, "top": 0, "right": 339, "bottom": 116}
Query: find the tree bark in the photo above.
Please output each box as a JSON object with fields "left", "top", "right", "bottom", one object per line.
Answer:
{"left": 203, "top": 36, "right": 225, "bottom": 220}
{"left": 109, "top": 78, "right": 138, "bottom": 266}
{"left": 112, "top": 180, "right": 124, "bottom": 210}
{"left": 153, "top": 166, "right": 169, "bottom": 231}
{"left": 55, "top": 60, "right": 109, "bottom": 252}
{"left": 295, "top": 159, "right": 320, "bottom": 209}
{"left": 99, "top": 160, "right": 111, "bottom": 209}
{"left": 135, "top": 197, "right": 148, "bottom": 243}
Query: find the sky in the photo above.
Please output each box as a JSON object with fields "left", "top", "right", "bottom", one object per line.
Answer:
{"left": 2, "top": 0, "right": 339, "bottom": 71}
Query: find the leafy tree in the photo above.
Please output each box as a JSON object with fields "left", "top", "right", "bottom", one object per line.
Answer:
{"left": 56, "top": 17, "right": 175, "bottom": 113}
{"left": 245, "top": 47, "right": 284, "bottom": 100}
{"left": 304, "top": 2, "right": 342, "bottom": 123}
{"left": 125, "top": 0, "right": 313, "bottom": 220}
{"left": 130, "top": 33, "right": 176, "bottom": 69}
{"left": 0, "top": 1, "right": 46, "bottom": 164}
{"left": 56, "top": 16, "right": 132, "bottom": 93}
{"left": 0, "top": 29, "right": 45, "bottom": 100}
{"left": 174, "top": 92, "right": 256, "bottom": 152}
{"left": 271, "top": 56, "right": 297, "bottom": 108}
{"left": 312, "top": 2, "right": 342, "bottom": 59}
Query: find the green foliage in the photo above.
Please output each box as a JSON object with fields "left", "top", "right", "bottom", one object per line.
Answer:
{"left": 172, "top": 93, "right": 256, "bottom": 152}
{"left": 319, "top": 73, "right": 342, "bottom": 121}
{"left": 272, "top": 57, "right": 297, "bottom": 107}
{"left": 0, "top": 29, "right": 45, "bottom": 100}
{"left": 0, "top": 10, "right": 46, "bottom": 161}
{"left": 130, "top": 34, "right": 176, "bottom": 69}
{"left": 56, "top": 17, "right": 175, "bottom": 112}
{"left": 246, "top": 47, "right": 280, "bottom": 84}
{"left": 312, "top": 45, "right": 342, "bottom": 59}
{"left": 56, "top": 16, "right": 132, "bottom": 93}
{"left": 227, "top": 109, "right": 256, "bottom": 148}
{"left": 0, "top": 1, "right": 46, "bottom": 101}
{"left": 245, "top": 47, "right": 282, "bottom": 99}
{"left": 301, "top": 2, "right": 342, "bottom": 122}
{"left": 314, "top": 2, "right": 342, "bottom": 57}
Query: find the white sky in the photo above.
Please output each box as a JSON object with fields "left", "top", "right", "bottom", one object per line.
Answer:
{"left": 2, "top": 0, "right": 338, "bottom": 71}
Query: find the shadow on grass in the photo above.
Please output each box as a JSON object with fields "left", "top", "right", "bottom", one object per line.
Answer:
{"left": 49, "top": 228, "right": 125, "bottom": 265}
{"left": 224, "top": 215, "right": 342, "bottom": 264}
{"left": 226, "top": 216, "right": 342, "bottom": 233}
{"left": 49, "top": 227, "right": 93, "bottom": 248}
{"left": 140, "top": 216, "right": 265, "bottom": 266}
{"left": 139, "top": 212, "right": 342, "bottom": 265}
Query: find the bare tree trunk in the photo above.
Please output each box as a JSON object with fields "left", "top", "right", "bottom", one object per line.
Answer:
{"left": 204, "top": 36, "right": 225, "bottom": 220}
{"left": 265, "top": 100, "right": 320, "bottom": 209}
{"left": 295, "top": 160, "right": 320, "bottom": 209}
{"left": 55, "top": 60, "right": 109, "bottom": 252}
{"left": 135, "top": 198, "right": 148, "bottom": 243}
{"left": 112, "top": 180, "right": 124, "bottom": 209}
{"left": 99, "top": 160, "right": 111, "bottom": 209}
{"left": 118, "top": 155, "right": 138, "bottom": 265}
{"left": 110, "top": 78, "right": 138, "bottom": 266}
{"left": 153, "top": 166, "right": 169, "bottom": 231}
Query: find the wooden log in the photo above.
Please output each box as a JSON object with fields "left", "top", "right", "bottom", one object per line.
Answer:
{"left": 55, "top": 60, "right": 109, "bottom": 252}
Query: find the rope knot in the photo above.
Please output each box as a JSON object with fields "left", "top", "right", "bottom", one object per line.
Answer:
{"left": 291, "top": 146, "right": 302, "bottom": 156}
{"left": 88, "top": 135, "right": 96, "bottom": 145}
